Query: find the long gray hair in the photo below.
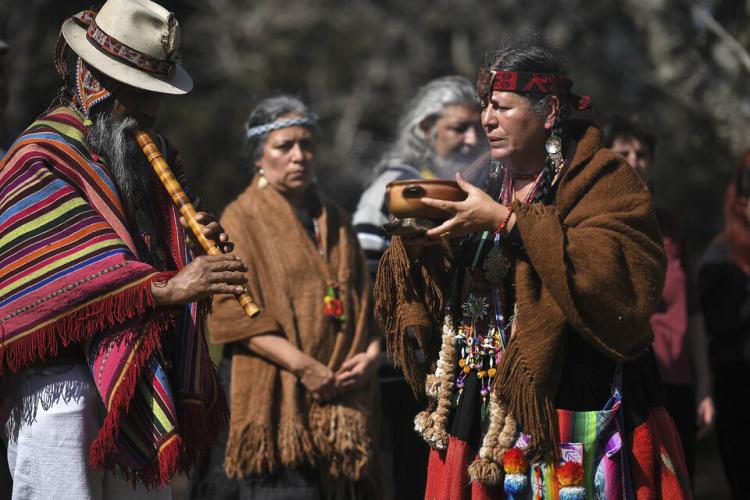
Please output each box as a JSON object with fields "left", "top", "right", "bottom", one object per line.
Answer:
{"left": 379, "top": 75, "right": 478, "bottom": 172}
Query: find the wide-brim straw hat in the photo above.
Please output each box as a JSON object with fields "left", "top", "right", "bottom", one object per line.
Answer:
{"left": 61, "top": 0, "right": 192, "bottom": 95}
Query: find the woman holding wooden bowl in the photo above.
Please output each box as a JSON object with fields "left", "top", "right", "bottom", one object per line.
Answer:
{"left": 375, "top": 40, "right": 692, "bottom": 499}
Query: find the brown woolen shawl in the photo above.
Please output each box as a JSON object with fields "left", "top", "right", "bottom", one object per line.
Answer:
{"left": 375, "top": 124, "right": 666, "bottom": 459}
{"left": 208, "top": 177, "right": 375, "bottom": 481}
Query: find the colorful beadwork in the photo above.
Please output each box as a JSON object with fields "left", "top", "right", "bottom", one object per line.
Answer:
{"left": 324, "top": 284, "right": 345, "bottom": 323}
{"left": 455, "top": 294, "right": 502, "bottom": 417}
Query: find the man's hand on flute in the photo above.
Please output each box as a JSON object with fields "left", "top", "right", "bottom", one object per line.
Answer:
{"left": 180, "top": 211, "right": 235, "bottom": 254}
{"left": 150, "top": 254, "right": 248, "bottom": 306}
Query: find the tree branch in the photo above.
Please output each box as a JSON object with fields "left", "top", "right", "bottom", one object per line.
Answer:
{"left": 691, "top": 5, "right": 750, "bottom": 74}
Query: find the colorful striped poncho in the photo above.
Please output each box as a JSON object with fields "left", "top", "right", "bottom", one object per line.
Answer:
{"left": 0, "top": 105, "right": 227, "bottom": 486}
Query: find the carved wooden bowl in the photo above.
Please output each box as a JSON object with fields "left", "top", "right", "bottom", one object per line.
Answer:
{"left": 385, "top": 179, "right": 467, "bottom": 221}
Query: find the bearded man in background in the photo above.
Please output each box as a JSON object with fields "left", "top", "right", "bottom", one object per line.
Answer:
{"left": 352, "top": 75, "right": 487, "bottom": 499}
{"left": 353, "top": 75, "right": 488, "bottom": 274}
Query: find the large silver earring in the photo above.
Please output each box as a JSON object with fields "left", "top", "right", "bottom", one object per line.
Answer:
{"left": 545, "top": 133, "right": 563, "bottom": 174}
{"left": 490, "top": 159, "right": 502, "bottom": 178}
{"left": 257, "top": 168, "right": 268, "bottom": 189}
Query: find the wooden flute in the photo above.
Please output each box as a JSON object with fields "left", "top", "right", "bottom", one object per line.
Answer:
{"left": 135, "top": 130, "right": 260, "bottom": 318}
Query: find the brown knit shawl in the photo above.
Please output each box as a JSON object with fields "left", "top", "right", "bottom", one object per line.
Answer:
{"left": 208, "top": 178, "right": 375, "bottom": 481}
{"left": 376, "top": 124, "right": 666, "bottom": 459}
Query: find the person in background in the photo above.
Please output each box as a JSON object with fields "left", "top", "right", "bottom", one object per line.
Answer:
{"left": 352, "top": 75, "right": 487, "bottom": 499}
{"left": 353, "top": 75, "right": 488, "bottom": 275}
{"left": 698, "top": 150, "right": 750, "bottom": 499}
{"left": 191, "top": 95, "right": 379, "bottom": 500}
{"left": 605, "top": 118, "right": 715, "bottom": 482}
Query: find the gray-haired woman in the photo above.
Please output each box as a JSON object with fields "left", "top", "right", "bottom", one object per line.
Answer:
{"left": 375, "top": 40, "right": 692, "bottom": 499}
{"left": 190, "top": 96, "right": 380, "bottom": 499}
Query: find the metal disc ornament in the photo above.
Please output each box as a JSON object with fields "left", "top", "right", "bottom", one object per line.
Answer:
{"left": 483, "top": 246, "right": 510, "bottom": 283}
{"left": 545, "top": 134, "right": 562, "bottom": 155}
{"left": 545, "top": 133, "right": 564, "bottom": 174}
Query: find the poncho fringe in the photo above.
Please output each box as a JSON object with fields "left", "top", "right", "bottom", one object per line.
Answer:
{"left": 0, "top": 271, "right": 167, "bottom": 373}
{"left": 374, "top": 236, "right": 451, "bottom": 394}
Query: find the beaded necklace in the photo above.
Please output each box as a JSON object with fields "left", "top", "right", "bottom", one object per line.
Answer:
{"left": 455, "top": 167, "right": 545, "bottom": 418}
{"left": 507, "top": 170, "right": 542, "bottom": 181}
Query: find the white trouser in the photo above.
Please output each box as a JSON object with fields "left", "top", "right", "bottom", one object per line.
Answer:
{"left": 0, "top": 363, "right": 171, "bottom": 500}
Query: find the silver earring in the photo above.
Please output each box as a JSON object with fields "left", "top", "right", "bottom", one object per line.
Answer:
{"left": 257, "top": 168, "right": 268, "bottom": 189}
{"left": 545, "top": 133, "right": 563, "bottom": 174}
{"left": 490, "top": 160, "right": 502, "bottom": 178}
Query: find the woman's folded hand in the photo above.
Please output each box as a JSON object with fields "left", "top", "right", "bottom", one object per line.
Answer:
{"left": 295, "top": 356, "right": 338, "bottom": 403}
{"left": 334, "top": 351, "right": 378, "bottom": 393}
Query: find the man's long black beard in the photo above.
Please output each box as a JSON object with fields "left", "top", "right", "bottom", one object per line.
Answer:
{"left": 87, "top": 108, "right": 152, "bottom": 205}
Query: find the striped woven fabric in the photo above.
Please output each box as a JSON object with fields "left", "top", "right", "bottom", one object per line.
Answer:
{"left": 0, "top": 105, "right": 226, "bottom": 486}
{"left": 515, "top": 403, "right": 623, "bottom": 500}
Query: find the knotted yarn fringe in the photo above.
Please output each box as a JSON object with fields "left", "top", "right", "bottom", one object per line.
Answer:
{"left": 425, "top": 374, "right": 441, "bottom": 399}
{"left": 468, "top": 458, "right": 503, "bottom": 486}
{"left": 308, "top": 403, "right": 372, "bottom": 481}
{"left": 224, "top": 405, "right": 372, "bottom": 483}
{"left": 415, "top": 315, "right": 457, "bottom": 451}
{"left": 374, "top": 236, "right": 450, "bottom": 394}
{"left": 468, "top": 395, "right": 521, "bottom": 485}
{"left": 495, "top": 339, "right": 559, "bottom": 462}
{"left": 224, "top": 422, "right": 278, "bottom": 478}
{"left": 177, "top": 391, "right": 229, "bottom": 472}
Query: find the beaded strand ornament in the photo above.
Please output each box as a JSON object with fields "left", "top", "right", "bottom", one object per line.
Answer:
{"left": 417, "top": 165, "right": 553, "bottom": 487}
{"left": 456, "top": 168, "right": 544, "bottom": 415}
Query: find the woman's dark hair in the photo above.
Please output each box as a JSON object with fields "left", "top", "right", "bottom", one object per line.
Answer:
{"left": 244, "top": 95, "right": 318, "bottom": 174}
{"left": 604, "top": 117, "right": 656, "bottom": 155}
{"left": 484, "top": 38, "right": 572, "bottom": 203}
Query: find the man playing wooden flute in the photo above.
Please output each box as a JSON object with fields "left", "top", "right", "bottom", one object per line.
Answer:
{"left": 0, "top": 1, "right": 247, "bottom": 498}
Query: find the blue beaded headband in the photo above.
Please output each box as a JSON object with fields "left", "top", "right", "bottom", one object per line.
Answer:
{"left": 245, "top": 116, "right": 318, "bottom": 139}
